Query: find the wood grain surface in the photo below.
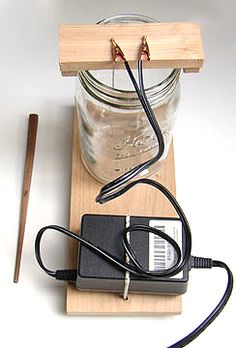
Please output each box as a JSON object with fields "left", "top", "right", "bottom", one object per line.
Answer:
{"left": 14, "top": 114, "right": 39, "bottom": 283}
{"left": 66, "top": 108, "right": 181, "bottom": 315}
{"left": 59, "top": 22, "right": 204, "bottom": 75}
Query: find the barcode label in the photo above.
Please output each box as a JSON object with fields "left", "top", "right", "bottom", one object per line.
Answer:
{"left": 152, "top": 225, "right": 166, "bottom": 270}
{"left": 149, "top": 219, "right": 183, "bottom": 279}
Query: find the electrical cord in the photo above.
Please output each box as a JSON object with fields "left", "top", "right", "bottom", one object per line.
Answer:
{"left": 168, "top": 259, "right": 233, "bottom": 348}
{"left": 35, "top": 60, "right": 233, "bottom": 347}
{"left": 96, "top": 60, "right": 165, "bottom": 204}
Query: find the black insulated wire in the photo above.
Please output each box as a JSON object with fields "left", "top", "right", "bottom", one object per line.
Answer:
{"left": 96, "top": 60, "right": 165, "bottom": 204}
{"left": 167, "top": 260, "right": 233, "bottom": 348}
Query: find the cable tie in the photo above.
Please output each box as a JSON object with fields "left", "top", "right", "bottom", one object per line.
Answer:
{"left": 123, "top": 215, "right": 131, "bottom": 300}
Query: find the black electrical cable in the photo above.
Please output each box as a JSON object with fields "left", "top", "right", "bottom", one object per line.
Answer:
{"left": 167, "top": 259, "right": 233, "bottom": 348}
{"left": 96, "top": 60, "right": 165, "bottom": 204}
{"left": 35, "top": 60, "right": 233, "bottom": 347}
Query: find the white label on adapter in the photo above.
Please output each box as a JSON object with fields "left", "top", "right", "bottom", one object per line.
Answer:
{"left": 149, "top": 219, "right": 183, "bottom": 279}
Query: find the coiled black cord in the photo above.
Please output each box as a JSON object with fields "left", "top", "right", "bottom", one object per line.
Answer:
{"left": 35, "top": 178, "right": 191, "bottom": 280}
{"left": 35, "top": 61, "right": 233, "bottom": 347}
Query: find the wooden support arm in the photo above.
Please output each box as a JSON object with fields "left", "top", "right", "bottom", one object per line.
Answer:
{"left": 59, "top": 22, "right": 204, "bottom": 76}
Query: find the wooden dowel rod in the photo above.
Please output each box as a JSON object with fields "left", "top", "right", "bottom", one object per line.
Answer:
{"left": 14, "top": 114, "right": 39, "bottom": 283}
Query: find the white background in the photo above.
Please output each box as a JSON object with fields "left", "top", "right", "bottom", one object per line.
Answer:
{"left": 0, "top": 1, "right": 235, "bottom": 347}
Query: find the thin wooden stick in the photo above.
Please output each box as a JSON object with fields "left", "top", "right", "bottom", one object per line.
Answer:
{"left": 14, "top": 114, "right": 39, "bottom": 283}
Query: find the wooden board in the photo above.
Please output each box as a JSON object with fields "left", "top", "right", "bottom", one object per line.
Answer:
{"left": 67, "top": 108, "right": 182, "bottom": 315}
{"left": 59, "top": 22, "right": 204, "bottom": 75}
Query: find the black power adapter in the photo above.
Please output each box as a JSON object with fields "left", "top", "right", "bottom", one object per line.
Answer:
{"left": 77, "top": 214, "right": 189, "bottom": 295}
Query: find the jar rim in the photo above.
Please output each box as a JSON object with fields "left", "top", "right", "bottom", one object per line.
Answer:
{"left": 79, "top": 68, "right": 180, "bottom": 95}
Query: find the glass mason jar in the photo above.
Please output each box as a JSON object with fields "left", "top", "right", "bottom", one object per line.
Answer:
{"left": 75, "top": 14, "right": 181, "bottom": 183}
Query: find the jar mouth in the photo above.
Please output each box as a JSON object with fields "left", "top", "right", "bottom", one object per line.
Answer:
{"left": 80, "top": 68, "right": 180, "bottom": 95}
{"left": 77, "top": 14, "right": 181, "bottom": 109}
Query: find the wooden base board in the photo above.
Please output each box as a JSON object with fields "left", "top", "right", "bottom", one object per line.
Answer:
{"left": 66, "top": 109, "right": 182, "bottom": 315}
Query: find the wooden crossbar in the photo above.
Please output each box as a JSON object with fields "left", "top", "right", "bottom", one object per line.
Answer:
{"left": 59, "top": 22, "right": 204, "bottom": 76}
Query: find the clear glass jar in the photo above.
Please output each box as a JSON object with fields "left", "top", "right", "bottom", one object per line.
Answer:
{"left": 75, "top": 14, "right": 181, "bottom": 183}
